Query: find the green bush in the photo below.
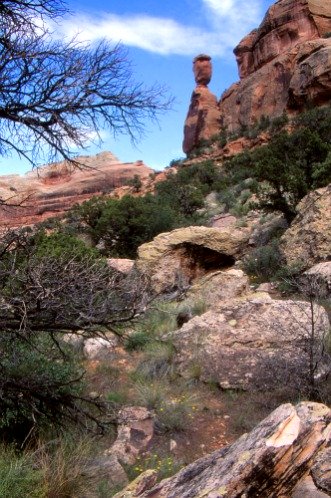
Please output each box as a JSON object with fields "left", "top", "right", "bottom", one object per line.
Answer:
{"left": 0, "top": 446, "right": 43, "bottom": 498}
{"left": 243, "top": 241, "right": 283, "bottom": 283}
{"left": 124, "top": 331, "right": 150, "bottom": 352}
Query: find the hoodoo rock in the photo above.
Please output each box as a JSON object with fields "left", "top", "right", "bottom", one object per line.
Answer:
{"left": 220, "top": 0, "right": 331, "bottom": 132}
{"left": 183, "top": 55, "right": 220, "bottom": 154}
{"left": 183, "top": 0, "right": 331, "bottom": 153}
{"left": 0, "top": 151, "right": 153, "bottom": 227}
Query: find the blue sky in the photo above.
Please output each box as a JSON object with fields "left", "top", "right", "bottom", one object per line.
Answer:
{"left": 1, "top": 0, "right": 275, "bottom": 175}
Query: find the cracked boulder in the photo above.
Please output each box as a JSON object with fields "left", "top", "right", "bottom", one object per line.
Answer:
{"left": 170, "top": 293, "right": 330, "bottom": 390}
{"left": 114, "top": 402, "right": 331, "bottom": 498}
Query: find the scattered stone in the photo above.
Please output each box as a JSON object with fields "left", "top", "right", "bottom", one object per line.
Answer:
{"left": 170, "top": 439, "right": 177, "bottom": 452}
{"left": 292, "top": 476, "right": 329, "bottom": 498}
{"left": 83, "top": 335, "right": 118, "bottom": 360}
{"left": 107, "top": 258, "right": 135, "bottom": 274}
{"left": 107, "top": 407, "right": 154, "bottom": 465}
{"left": 302, "top": 262, "right": 331, "bottom": 297}
{"left": 113, "top": 469, "right": 158, "bottom": 498}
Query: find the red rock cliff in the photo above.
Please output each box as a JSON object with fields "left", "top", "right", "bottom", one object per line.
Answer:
{"left": 183, "top": 0, "right": 331, "bottom": 152}
{"left": 0, "top": 151, "right": 154, "bottom": 227}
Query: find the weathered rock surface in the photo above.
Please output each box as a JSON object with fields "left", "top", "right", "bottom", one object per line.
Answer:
{"left": 83, "top": 335, "right": 118, "bottom": 360}
{"left": 220, "top": 0, "right": 331, "bottom": 132}
{"left": 107, "top": 258, "right": 135, "bottom": 274}
{"left": 183, "top": 86, "right": 220, "bottom": 155}
{"left": 292, "top": 476, "right": 330, "bottom": 498}
{"left": 303, "top": 262, "right": 331, "bottom": 296}
{"left": 136, "top": 226, "right": 250, "bottom": 294}
{"left": 0, "top": 152, "right": 153, "bottom": 227}
{"left": 281, "top": 184, "right": 331, "bottom": 269}
{"left": 107, "top": 407, "right": 154, "bottom": 466}
{"left": 170, "top": 293, "right": 330, "bottom": 390}
{"left": 114, "top": 402, "right": 331, "bottom": 498}
{"left": 186, "top": 269, "right": 249, "bottom": 307}
{"left": 311, "top": 447, "right": 331, "bottom": 494}
{"left": 183, "top": 0, "right": 331, "bottom": 153}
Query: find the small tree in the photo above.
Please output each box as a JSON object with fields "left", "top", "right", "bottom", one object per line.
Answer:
{"left": 0, "top": 0, "right": 171, "bottom": 166}
{"left": 0, "top": 228, "right": 152, "bottom": 439}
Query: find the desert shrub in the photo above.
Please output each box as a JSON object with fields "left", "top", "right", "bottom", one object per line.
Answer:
{"left": 223, "top": 106, "right": 331, "bottom": 222}
{"left": 133, "top": 380, "right": 166, "bottom": 410}
{"left": 135, "top": 341, "right": 175, "bottom": 379}
{"left": 124, "top": 331, "right": 150, "bottom": 352}
{"left": 0, "top": 446, "right": 43, "bottom": 498}
{"left": 243, "top": 241, "right": 283, "bottom": 283}
{"left": 36, "top": 436, "right": 97, "bottom": 498}
{"left": 323, "top": 32, "right": 331, "bottom": 38}
{"left": 155, "top": 395, "right": 195, "bottom": 434}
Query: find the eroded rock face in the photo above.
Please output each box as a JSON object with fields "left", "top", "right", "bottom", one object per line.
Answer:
{"left": 281, "top": 184, "right": 331, "bottom": 270}
{"left": 0, "top": 152, "right": 153, "bottom": 227}
{"left": 220, "top": 0, "right": 331, "bottom": 132}
{"left": 114, "top": 402, "right": 331, "bottom": 498}
{"left": 170, "top": 293, "right": 330, "bottom": 390}
{"left": 136, "top": 226, "right": 250, "bottom": 294}
{"left": 183, "top": 0, "right": 331, "bottom": 153}
{"left": 183, "top": 54, "right": 220, "bottom": 154}
{"left": 106, "top": 407, "right": 155, "bottom": 466}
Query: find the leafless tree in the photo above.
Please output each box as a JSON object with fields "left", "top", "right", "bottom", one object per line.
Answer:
{"left": 0, "top": 228, "right": 152, "bottom": 438}
{"left": 0, "top": 0, "right": 172, "bottom": 166}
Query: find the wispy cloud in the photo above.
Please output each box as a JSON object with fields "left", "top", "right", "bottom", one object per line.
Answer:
{"left": 56, "top": 0, "right": 264, "bottom": 58}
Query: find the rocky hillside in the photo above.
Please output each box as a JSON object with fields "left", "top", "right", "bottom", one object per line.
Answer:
{"left": 183, "top": 0, "right": 331, "bottom": 153}
{"left": 0, "top": 151, "right": 153, "bottom": 227}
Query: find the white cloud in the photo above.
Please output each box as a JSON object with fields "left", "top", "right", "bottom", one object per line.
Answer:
{"left": 56, "top": 0, "right": 264, "bottom": 58}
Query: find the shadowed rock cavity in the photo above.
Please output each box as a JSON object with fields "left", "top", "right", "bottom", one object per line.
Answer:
{"left": 177, "top": 242, "right": 236, "bottom": 277}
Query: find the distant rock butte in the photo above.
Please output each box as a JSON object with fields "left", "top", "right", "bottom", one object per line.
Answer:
{"left": 183, "top": 0, "right": 331, "bottom": 153}
{"left": 0, "top": 152, "right": 154, "bottom": 227}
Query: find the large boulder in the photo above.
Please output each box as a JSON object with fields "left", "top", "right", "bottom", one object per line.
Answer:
{"left": 170, "top": 293, "right": 330, "bottom": 390}
{"left": 114, "top": 402, "right": 331, "bottom": 498}
{"left": 136, "top": 226, "right": 250, "bottom": 294}
{"left": 281, "top": 184, "right": 331, "bottom": 269}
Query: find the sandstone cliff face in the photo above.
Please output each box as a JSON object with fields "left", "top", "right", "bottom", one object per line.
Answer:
{"left": 183, "top": 0, "right": 331, "bottom": 153}
{"left": 221, "top": 0, "right": 331, "bottom": 132}
{"left": 0, "top": 152, "right": 153, "bottom": 227}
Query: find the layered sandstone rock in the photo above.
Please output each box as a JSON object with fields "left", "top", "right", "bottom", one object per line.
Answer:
{"left": 183, "top": 55, "right": 220, "bottom": 154}
{"left": 0, "top": 152, "right": 153, "bottom": 227}
{"left": 183, "top": 0, "right": 331, "bottom": 153}
{"left": 170, "top": 293, "right": 330, "bottom": 390}
{"left": 136, "top": 226, "right": 250, "bottom": 294}
{"left": 220, "top": 0, "right": 331, "bottom": 132}
{"left": 281, "top": 184, "right": 331, "bottom": 269}
{"left": 114, "top": 402, "right": 331, "bottom": 498}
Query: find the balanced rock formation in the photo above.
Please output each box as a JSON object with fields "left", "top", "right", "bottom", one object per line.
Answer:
{"left": 170, "top": 293, "right": 330, "bottom": 390}
{"left": 114, "top": 402, "right": 331, "bottom": 498}
{"left": 136, "top": 226, "right": 250, "bottom": 294}
{"left": 183, "top": 0, "right": 331, "bottom": 153}
{"left": 0, "top": 151, "right": 153, "bottom": 227}
{"left": 183, "top": 55, "right": 220, "bottom": 154}
{"left": 281, "top": 184, "right": 331, "bottom": 269}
